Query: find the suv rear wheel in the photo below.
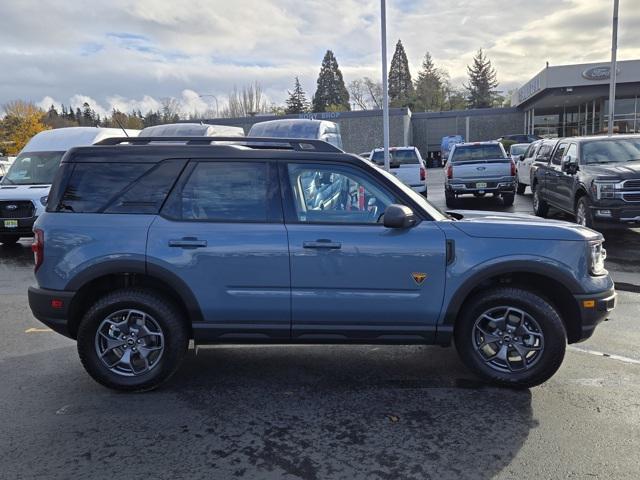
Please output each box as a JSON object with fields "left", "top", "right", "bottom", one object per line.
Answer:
{"left": 77, "top": 289, "right": 189, "bottom": 391}
{"left": 455, "top": 287, "right": 566, "bottom": 388}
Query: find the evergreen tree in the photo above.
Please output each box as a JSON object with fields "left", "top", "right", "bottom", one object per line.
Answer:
{"left": 464, "top": 49, "right": 499, "bottom": 109}
{"left": 75, "top": 108, "right": 82, "bottom": 124}
{"left": 312, "top": 50, "right": 350, "bottom": 112}
{"left": 414, "top": 51, "right": 446, "bottom": 112}
{"left": 285, "top": 77, "right": 310, "bottom": 114}
{"left": 388, "top": 40, "right": 414, "bottom": 108}
{"left": 82, "top": 102, "right": 94, "bottom": 126}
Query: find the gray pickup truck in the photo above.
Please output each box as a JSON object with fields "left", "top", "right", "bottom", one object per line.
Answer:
{"left": 444, "top": 142, "right": 517, "bottom": 207}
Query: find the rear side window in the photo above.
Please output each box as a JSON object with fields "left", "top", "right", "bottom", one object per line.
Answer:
{"left": 53, "top": 160, "right": 183, "bottom": 214}
{"left": 164, "top": 162, "right": 269, "bottom": 222}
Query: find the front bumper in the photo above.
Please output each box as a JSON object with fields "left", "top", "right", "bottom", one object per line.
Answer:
{"left": 573, "top": 287, "right": 616, "bottom": 342}
{"left": 590, "top": 202, "right": 640, "bottom": 225}
{"left": 28, "top": 286, "right": 76, "bottom": 339}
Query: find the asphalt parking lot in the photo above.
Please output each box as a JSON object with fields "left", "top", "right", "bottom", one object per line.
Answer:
{"left": 1, "top": 173, "right": 639, "bottom": 479}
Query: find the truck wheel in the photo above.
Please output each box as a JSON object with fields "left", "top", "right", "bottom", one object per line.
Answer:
{"left": 532, "top": 187, "right": 548, "bottom": 217}
{"left": 0, "top": 235, "right": 20, "bottom": 246}
{"left": 455, "top": 287, "right": 566, "bottom": 388}
{"left": 445, "top": 191, "right": 457, "bottom": 208}
{"left": 77, "top": 289, "right": 189, "bottom": 392}
{"left": 502, "top": 193, "right": 515, "bottom": 206}
{"left": 575, "top": 196, "right": 594, "bottom": 229}
{"left": 516, "top": 182, "right": 526, "bottom": 195}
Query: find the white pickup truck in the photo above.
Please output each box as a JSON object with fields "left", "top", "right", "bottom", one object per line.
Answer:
{"left": 444, "top": 141, "right": 516, "bottom": 207}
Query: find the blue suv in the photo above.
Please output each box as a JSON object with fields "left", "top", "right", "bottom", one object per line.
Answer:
{"left": 28, "top": 137, "right": 616, "bottom": 391}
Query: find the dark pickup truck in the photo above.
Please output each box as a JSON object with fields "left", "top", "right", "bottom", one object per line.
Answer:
{"left": 531, "top": 134, "right": 640, "bottom": 228}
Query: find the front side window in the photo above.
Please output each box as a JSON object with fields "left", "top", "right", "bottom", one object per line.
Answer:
{"left": 169, "top": 162, "right": 269, "bottom": 222}
{"left": 565, "top": 144, "right": 578, "bottom": 161}
{"left": 287, "top": 164, "right": 394, "bottom": 224}
{"left": 551, "top": 143, "right": 567, "bottom": 165}
{"left": 1, "top": 151, "right": 65, "bottom": 185}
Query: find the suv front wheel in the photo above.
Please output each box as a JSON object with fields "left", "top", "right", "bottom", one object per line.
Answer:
{"left": 77, "top": 289, "right": 189, "bottom": 391}
{"left": 455, "top": 287, "right": 566, "bottom": 388}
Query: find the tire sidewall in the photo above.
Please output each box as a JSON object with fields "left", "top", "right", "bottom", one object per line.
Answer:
{"left": 77, "top": 290, "right": 187, "bottom": 391}
{"left": 455, "top": 288, "right": 567, "bottom": 387}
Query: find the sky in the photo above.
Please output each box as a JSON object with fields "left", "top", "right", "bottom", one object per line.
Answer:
{"left": 1, "top": 0, "right": 639, "bottom": 117}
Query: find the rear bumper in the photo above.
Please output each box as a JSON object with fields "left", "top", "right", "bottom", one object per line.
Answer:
{"left": 573, "top": 287, "right": 616, "bottom": 342}
{"left": 0, "top": 216, "right": 37, "bottom": 237}
{"left": 446, "top": 177, "right": 516, "bottom": 194}
{"left": 28, "top": 286, "right": 76, "bottom": 339}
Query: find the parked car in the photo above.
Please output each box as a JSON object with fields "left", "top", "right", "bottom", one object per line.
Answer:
{"left": 0, "top": 162, "right": 8, "bottom": 181}
{"left": 441, "top": 135, "right": 464, "bottom": 161}
{"left": 531, "top": 134, "right": 640, "bottom": 228}
{"left": 498, "top": 134, "right": 542, "bottom": 153}
{"left": 358, "top": 151, "right": 371, "bottom": 160}
{"left": 248, "top": 119, "right": 343, "bottom": 149}
{"left": 515, "top": 139, "right": 557, "bottom": 194}
{"left": 444, "top": 141, "right": 516, "bottom": 207}
{"left": 369, "top": 146, "right": 427, "bottom": 195}
{"left": 28, "top": 135, "right": 615, "bottom": 391}
{"left": 139, "top": 123, "right": 244, "bottom": 137}
{"left": 0, "top": 127, "right": 139, "bottom": 246}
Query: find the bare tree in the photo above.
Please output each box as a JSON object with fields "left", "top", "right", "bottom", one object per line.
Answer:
{"left": 363, "top": 77, "right": 382, "bottom": 109}
{"left": 348, "top": 79, "right": 368, "bottom": 110}
{"left": 160, "top": 97, "right": 181, "bottom": 122}
{"left": 221, "top": 82, "right": 268, "bottom": 117}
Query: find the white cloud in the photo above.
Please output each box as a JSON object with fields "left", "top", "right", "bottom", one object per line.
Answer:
{"left": 1, "top": 0, "right": 639, "bottom": 112}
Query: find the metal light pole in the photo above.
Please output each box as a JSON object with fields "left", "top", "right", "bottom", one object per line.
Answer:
{"left": 381, "top": 0, "right": 390, "bottom": 171}
{"left": 607, "top": 0, "right": 619, "bottom": 136}
{"left": 198, "top": 94, "right": 219, "bottom": 118}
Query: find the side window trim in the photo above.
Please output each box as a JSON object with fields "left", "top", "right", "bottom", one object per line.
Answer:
{"left": 160, "top": 159, "right": 283, "bottom": 224}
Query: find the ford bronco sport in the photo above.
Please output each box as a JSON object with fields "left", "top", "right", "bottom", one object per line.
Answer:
{"left": 28, "top": 136, "right": 615, "bottom": 391}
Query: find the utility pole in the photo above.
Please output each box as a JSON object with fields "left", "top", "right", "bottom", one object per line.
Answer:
{"left": 608, "top": 0, "right": 619, "bottom": 136}
{"left": 381, "top": 0, "right": 390, "bottom": 171}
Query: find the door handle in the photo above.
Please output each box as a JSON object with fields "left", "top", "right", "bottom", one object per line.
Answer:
{"left": 168, "top": 237, "right": 207, "bottom": 248}
{"left": 303, "top": 240, "right": 342, "bottom": 249}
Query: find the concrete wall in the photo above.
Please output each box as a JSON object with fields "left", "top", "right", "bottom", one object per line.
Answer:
{"left": 201, "top": 107, "right": 524, "bottom": 157}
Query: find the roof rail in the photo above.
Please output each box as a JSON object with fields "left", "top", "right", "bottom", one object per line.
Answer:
{"left": 94, "top": 136, "right": 343, "bottom": 153}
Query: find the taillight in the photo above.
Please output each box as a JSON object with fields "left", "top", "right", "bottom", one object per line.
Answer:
{"left": 32, "top": 229, "right": 44, "bottom": 272}
{"left": 420, "top": 166, "right": 426, "bottom": 181}
{"left": 446, "top": 163, "right": 453, "bottom": 179}
{"left": 510, "top": 160, "right": 516, "bottom": 176}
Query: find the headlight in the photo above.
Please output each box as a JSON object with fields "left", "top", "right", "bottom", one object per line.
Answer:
{"left": 591, "top": 180, "right": 620, "bottom": 200}
{"left": 40, "top": 195, "right": 48, "bottom": 206}
{"left": 589, "top": 241, "right": 607, "bottom": 275}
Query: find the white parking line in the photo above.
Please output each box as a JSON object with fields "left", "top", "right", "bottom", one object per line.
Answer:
{"left": 568, "top": 345, "right": 640, "bottom": 365}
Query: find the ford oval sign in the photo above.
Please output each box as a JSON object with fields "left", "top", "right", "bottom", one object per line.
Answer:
{"left": 582, "top": 66, "right": 618, "bottom": 81}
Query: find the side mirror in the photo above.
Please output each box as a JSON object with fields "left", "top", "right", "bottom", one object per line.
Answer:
{"left": 519, "top": 154, "right": 525, "bottom": 161}
{"left": 561, "top": 155, "right": 578, "bottom": 173}
{"left": 383, "top": 204, "right": 417, "bottom": 229}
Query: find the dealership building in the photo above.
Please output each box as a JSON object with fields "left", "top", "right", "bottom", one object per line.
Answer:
{"left": 204, "top": 59, "right": 640, "bottom": 159}
{"left": 513, "top": 59, "right": 640, "bottom": 138}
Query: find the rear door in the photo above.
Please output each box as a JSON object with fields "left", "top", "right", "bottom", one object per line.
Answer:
{"left": 281, "top": 161, "right": 446, "bottom": 342}
{"left": 147, "top": 159, "right": 291, "bottom": 341}
{"left": 546, "top": 142, "right": 569, "bottom": 208}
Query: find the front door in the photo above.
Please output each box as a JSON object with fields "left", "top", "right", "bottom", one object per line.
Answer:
{"left": 281, "top": 162, "right": 447, "bottom": 342}
{"left": 147, "top": 160, "right": 291, "bottom": 341}
{"left": 546, "top": 142, "right": 568, "bottom": 208}
{"left": 557, "top": 143, "right": 578, "bottom": 212}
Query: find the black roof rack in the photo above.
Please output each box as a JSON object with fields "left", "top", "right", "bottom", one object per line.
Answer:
{"left": 94, "top": 136, "right": 343, "bottom": 153}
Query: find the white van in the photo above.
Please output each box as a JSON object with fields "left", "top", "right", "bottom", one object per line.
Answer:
{"left": 248, "top": 119, "right": 343, "bottom": 150}
{"left": 139, "top": 123, "right": 245, "bottom": 137}
{"left": 369, "top": 146, "right": 428, "bottom": 195}
{"left": 0, "top": 127, "right": 139, "bottom": 245}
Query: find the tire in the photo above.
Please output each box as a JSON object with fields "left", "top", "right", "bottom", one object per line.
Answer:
{"left": 575, "top": 196, "right": 594, "bottom": 229}
{"left": 0, "top": 235, "right": 20, "bottom": 246}
{"left": 516, "top": 182, "right": 526, "bottom": 195}
{"left": 502, "top": 192, "right": 515, "bottom": 206}
{"left": 77, "top": 288, "right": 189, "bottom": 392}
{"left": 454, "top": 287, "right": 567, "bottom": 388}
{"left": 532, "top": 186, "right": 548, "bottom": 217}
{"left": 445, "top": 191, "right": 457, "bottom": 208}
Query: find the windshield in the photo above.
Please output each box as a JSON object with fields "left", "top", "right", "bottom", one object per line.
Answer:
{"left": 373, "top": 164, "right": 447, "bottom": 221}
{"left": 451, "top": 144, "right": 505, "bottom": 162}
{"left": 583, "top": 138, "right": 640, "bottom": 164}
{"left": 510, "top": 145, "right": 528, "bottom": 156}
{"left": 371, "top": 149, "right": 420, "bottom": 166}
{"left": 0, "top": 151, "right": 65, "bottom": 185}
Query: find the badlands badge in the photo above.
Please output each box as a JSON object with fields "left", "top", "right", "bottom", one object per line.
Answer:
{"left": 411, "top": 272, "right": 427, "bottom": 285}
